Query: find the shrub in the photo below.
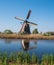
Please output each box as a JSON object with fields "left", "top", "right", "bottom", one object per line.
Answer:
{"left": 3, "top": 30, "right": 13, "bottom": 34}
{"left": 32, "top": 28, "right": 38, "bottom": 34}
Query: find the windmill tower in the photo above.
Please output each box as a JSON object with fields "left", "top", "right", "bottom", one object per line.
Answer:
{"left": 15, "top": 10, "right": 37, "bottom": 34}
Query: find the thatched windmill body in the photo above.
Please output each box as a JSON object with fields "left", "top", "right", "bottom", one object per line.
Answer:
{"left": 15, "top": 10, "right": 37, "bottom": 34}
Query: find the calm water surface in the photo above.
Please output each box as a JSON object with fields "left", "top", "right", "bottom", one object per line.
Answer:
{"left": 0, "top": 39, "right": 54, "bottom": 58}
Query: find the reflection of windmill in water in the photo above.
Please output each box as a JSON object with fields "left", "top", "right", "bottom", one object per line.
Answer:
{"left": 15, "top": 10, "right": 37, "bottom": 34}
{"left": 22, "top": 39, "right": 37, "bottom": 51}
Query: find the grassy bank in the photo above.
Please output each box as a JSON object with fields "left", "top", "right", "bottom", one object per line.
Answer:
{"left": 0, "top": 33, "right": 54, "bottom": 40}
{"left": 0, "top": 52, "right": 54, "bottom": 65}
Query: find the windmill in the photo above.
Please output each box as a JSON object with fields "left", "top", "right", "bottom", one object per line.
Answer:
{"left": 15, "top": 10, "right": 37, "bottom": 34}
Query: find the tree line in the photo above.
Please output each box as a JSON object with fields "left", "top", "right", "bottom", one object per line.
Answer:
{"left": 0, "top": 29, "right": 38, "bottom": 34}
{"left": 0, "top": 29, "right": 54, "bottom": 36}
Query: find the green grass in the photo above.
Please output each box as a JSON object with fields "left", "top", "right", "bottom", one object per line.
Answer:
{"left": 0, "top": 52, "right": 54, "bottom": 65}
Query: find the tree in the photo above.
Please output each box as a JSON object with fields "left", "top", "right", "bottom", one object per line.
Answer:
{"left": 3, "top": 30, "right": 13, "bottom": 34}
{"left": 43, "top": 32, "right": 54, "bottom": 36}
{"left": 32, "top": 28, "right": 38, "bottom": 34}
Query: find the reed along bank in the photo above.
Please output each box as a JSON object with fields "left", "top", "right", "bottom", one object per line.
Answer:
{"left": 0, "top": 33, "right": 54, "bottom": 40}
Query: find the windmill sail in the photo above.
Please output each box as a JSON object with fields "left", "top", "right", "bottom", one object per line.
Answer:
{"left": 15, "top": 16, "right": 25, "bottom": 21}
{"left": 26, "top": 10, "right": 31, "bottom": 19}
{"left": 15, "top": 10, "right": 38, "bottom": 34}
{"left": 28, "top": 21, "right": 37, "bottom": 26}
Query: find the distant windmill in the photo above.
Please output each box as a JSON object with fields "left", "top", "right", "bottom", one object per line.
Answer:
{"left": 15, "top": 10, "right": 37, "bottom": 34}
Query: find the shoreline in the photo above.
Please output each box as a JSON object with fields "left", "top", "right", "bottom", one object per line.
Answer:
{"left": 0, "top": 33, "right": 54, "bottom": 40}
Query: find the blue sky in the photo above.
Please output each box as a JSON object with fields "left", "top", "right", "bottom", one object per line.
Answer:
{"left": 0, "top": 0, "right": 54, "bottom": 33}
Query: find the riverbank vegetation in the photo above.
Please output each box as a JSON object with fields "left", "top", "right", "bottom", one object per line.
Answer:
{"left": 0, "top": 33, "right": 54, "bottom": 40}
{"left": 0, "top": 29, "right": 54, "bottom": 39}
{"left": 0, "top": 52, "right": 54, "bottom": 65}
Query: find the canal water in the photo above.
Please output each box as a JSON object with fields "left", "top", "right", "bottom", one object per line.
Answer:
{"left": 0, "top": 39, "right": 54, "bottom": 59}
